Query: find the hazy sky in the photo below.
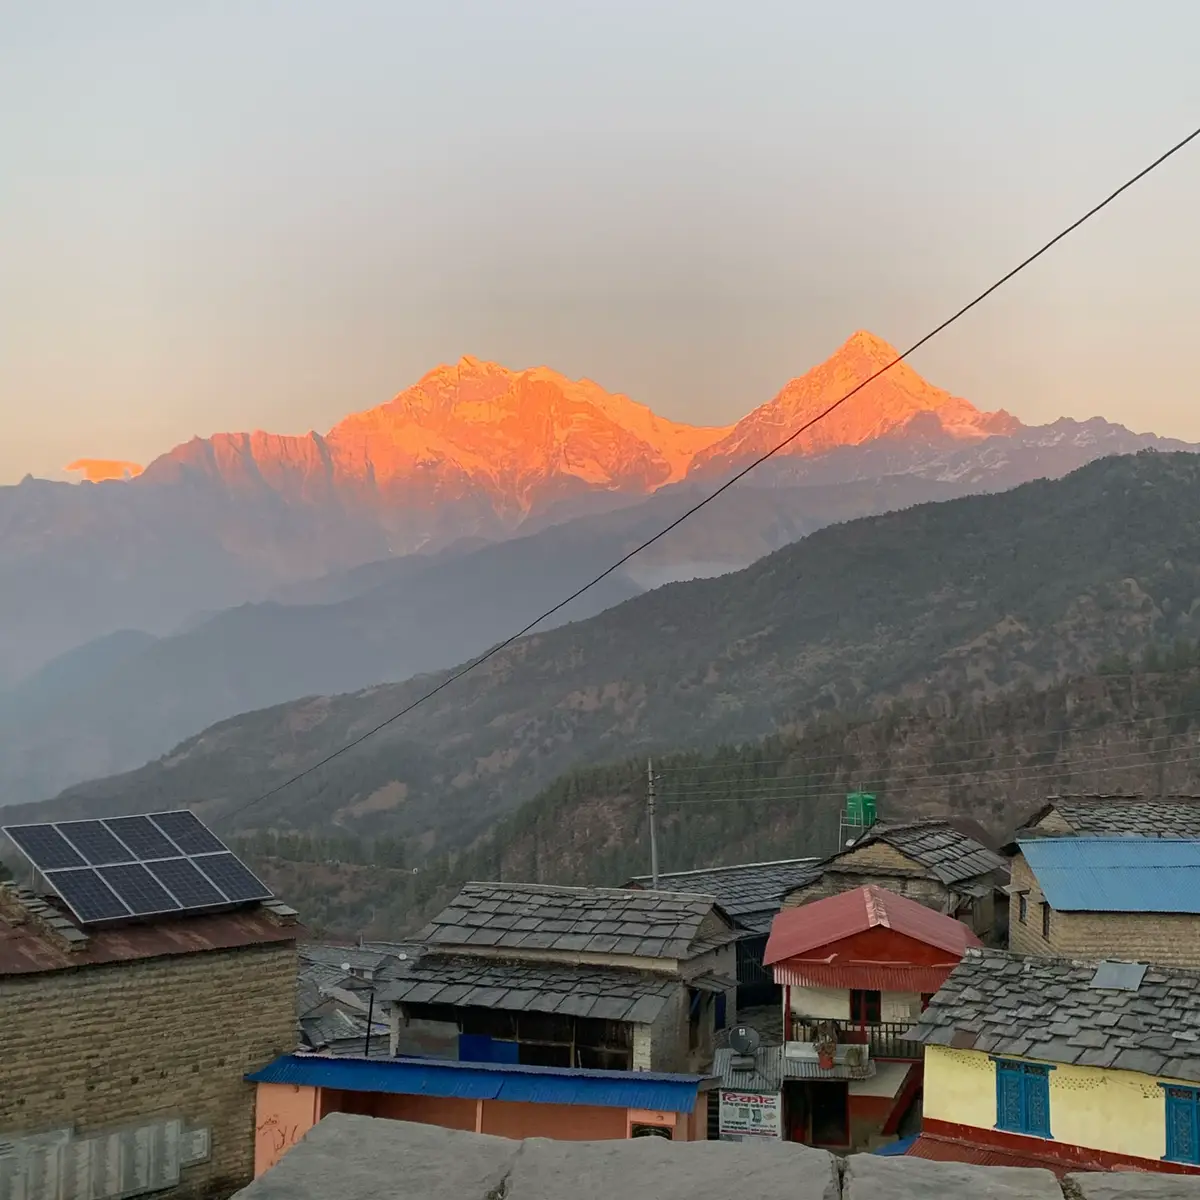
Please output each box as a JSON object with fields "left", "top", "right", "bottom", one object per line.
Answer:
{"left": 2, "top": 1, "right": 1199, "bottom": 484}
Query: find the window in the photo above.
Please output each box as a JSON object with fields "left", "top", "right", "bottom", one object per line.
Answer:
{"left": 1041, "top": 902, "right": 1051, "bottom": 940}
{"left": 920, "top": 994, "right": 934, "bottom": 1012}
{"left": 1164, "top": 1085, "right": 1200, "bottom": 1164}
{"left": 994, "top": 1059, "right": 1052, "bottom": 1138}
{"left": 1018, "top": 894, "right": 1028, "bottom": 924}
{"left": 849, "top": 989, "right": 882, "bottom": 1024}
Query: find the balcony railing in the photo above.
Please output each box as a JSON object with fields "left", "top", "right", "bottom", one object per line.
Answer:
{"left": 790, "top": 1019, "right": 922, "bottom": 1061}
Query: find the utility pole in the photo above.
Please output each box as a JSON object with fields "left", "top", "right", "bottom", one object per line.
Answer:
{"left": 647, "top": 758, "right": 660, "bottom": 890}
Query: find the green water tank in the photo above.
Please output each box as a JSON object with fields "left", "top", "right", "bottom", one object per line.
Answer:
{"left": 846, "top": 792, "right": 877, "bottom": 825}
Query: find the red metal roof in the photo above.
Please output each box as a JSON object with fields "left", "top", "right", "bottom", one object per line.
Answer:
{"left": 0, "top": 902, "right": 300, "bottom": 977}
{"left": 763, "top": 885, "right": 981, "bottom": 966}
{"left": 774, "top": 963, "right": 957, "bottom": 993}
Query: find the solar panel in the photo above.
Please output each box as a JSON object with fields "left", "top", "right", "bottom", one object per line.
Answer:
{"left": 192, "top": 853, "right": 273, "bottom": 902}
{"left": 45, "top": 867, "right": 131, "bottom": 923}
{"left": 1090, "top": 961, "right": 1148, "bottom": 991}
{"left": 3, "top": 824, "right": 87, "bottom": 871}
{"left": 149, "top": 810, "right": 227, "bottom": 855}
{"left": 145, "top": 858, "right": 226, "bottom": 908}
{"left": 103, "top": 815, "right": 179, "bottom": 860}
{"left": 59, "top": 820, "right": 137, "bottom": 866}
{"left": 97, "top": 863, "right": 182, "bottom": 916}
{"left": 4, "top": 808, "right": 272, "bottom": 924}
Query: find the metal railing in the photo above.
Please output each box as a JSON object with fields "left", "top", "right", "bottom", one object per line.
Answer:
{"left": 791, "top": 1019, "right": 922, "bottom": 1061}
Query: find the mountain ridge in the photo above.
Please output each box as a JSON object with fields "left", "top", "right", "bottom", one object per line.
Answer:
{"left": 12, "top": 451, "right": 1200, "bottom": 875}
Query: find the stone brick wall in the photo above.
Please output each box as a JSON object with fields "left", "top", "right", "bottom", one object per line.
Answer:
{"left": 1008, "top": 854, "right": 1200, "bottom": 966}
{"left": 784, "top": 871, "right": 949, "bottom": 913}
{"left": 1, "top": 941, "right": 297, "bottom": 1199}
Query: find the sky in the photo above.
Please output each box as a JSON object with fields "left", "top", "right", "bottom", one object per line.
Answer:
{"left": 2, "top": 1, "right": 1199, "bottom": 484}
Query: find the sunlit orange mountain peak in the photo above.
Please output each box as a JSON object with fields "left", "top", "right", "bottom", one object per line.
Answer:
{"left": 689, "top": 330, "right": 1020, "bottom": 475}
{"left": 65, "top": 459, "right": 144, "bottom": 482}
{"left": 326, "top": 356, "right": 731, "bottom": 493}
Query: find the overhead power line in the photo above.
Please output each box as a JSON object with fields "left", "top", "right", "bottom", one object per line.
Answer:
{"left": 221, "top": 122, "right": 1200, "bottom": 822}
{"left": 649, "top": 702, "right": 1200, "bottom": 776}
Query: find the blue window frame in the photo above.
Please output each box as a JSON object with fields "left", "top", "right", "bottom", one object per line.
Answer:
{"left": 993, "top": 1058, "right": 1052, "bottom": 1138}
{"left": 1164, "top": 1085, "right": 1200, "bottom": 1164}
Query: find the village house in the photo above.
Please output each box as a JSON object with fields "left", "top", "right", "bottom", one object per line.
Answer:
{"left": 296, "top": 943, "right": 415, "bottom": 1057}
{"left": 735, "top": 884, "right": 980, "bottom": 1152}
{"left": 383, "top": 882, "right": 738, "bottom": 1074}
{"left": 907, "top": 947, "right": 1200, "bottom": 1175}
{"left": 0, "top": 873, "right": 299, "bottom": 1200}
{"left": 1006, "top": 836, "right": 1200, "bottom": 967}
{"left": 1004, "top": 794, "right": 1200, "bottom": 848}
{"left": 780, "top": 820, "right": 1008, "bottom": 943}
{"left": 624, "top": 858, "right": 821, "bottom": 1006}
{"left": 246, "top": 1053, "right": 717, "bottom": 1176}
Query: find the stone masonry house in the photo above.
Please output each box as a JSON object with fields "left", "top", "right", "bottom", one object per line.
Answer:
{"left": 1006, "top": 836, "right": 1200, "bottom": 966}
{"left": 908, "top": 947, "right": 1200, "bottom": 1175}
{"left": 385, "top": 882, "right": 738, "bottom": 1074}
{"left": 625, "top": 858, "right": 822, "bottom": 1005}
{"left": 296, "top": 944, "right": 415, "bottom": 1057}
{"left": 0, "top": 881, "right": 300, "bottom": 1199}
{"left": 781, "top": 821, "right": 1008, "bottom": 943}
{"left": 1004, "top": 795, "right": 1200, "bottom": 849}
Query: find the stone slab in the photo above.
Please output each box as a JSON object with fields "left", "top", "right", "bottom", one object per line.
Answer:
{"left": 844, "top": 1152, "right": 1062, "bottom": 1200}
{"left": 1068, "top": 1172, "right": 1200, "bottom": 1200}
{"left": 507, "top": 1135, "right": 840, "bottom": 1200}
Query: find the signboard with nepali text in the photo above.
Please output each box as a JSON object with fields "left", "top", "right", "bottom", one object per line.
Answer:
{"left": 718, "top": 1090, "right": 782, "bottom": 1139}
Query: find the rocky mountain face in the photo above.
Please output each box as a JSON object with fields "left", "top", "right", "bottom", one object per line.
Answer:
{"left": 13, "top": 453, "right": 1200, "bottom": 877}
{"left": 0, "top": 333, "right": 1026, "bottom": 687}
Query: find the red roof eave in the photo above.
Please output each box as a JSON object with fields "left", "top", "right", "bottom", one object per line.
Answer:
{"left": 773, "top": 961, "right": 959, "bottom": 993}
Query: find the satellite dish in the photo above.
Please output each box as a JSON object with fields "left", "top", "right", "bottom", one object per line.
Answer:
{"left": 341, "top": 962, "right": 352, "bottom": 972}
{"left": 397, "top": 952, "right": 408, "bottom": 961}
{"left": 728, "top": 1025, "right": 761, "bottom": 1056}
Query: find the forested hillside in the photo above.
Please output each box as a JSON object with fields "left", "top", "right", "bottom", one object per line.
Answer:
{"left": 13, "top": 452, "right": 1200, "bottom": 882}
{"left": 232, "top": 647, "right": 1200, "bottom": 936}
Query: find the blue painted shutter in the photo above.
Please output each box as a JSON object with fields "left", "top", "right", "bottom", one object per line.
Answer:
{"left": 1023, "top": 1065, "right": 1051, "bottom": 1137}
{"left": 995, "top": 1062, "right": 1023, "bottom": 1132}
{"left": 1166, "top": 1087, "right": 1200, "bottom": 1164}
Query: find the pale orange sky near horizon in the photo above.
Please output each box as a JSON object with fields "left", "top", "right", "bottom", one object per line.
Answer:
{"left": 3, "top": 1, "right": 1199, "bottom": 485}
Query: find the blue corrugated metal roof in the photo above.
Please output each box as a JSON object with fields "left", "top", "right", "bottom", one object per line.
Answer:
{"left": 1018, "top": 836, "right": 1200, "bottom": 913}
{"left": 875, "top": 1136, "right": 918, "bottom": 1156}
{"left": 247, "top": 1055, "right": 704, "bottom": 1113}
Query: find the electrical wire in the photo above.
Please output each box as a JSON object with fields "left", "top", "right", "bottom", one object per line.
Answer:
{"left": 220, "top": 122, "right": 1200, "bottom": 822}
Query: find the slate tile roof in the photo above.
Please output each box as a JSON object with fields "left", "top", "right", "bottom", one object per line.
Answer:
{"left": 859, "top": 820, "right": 1007, "bottom": 887}
{"left": 625, "top": 859, "right": 822, "bottom": 933}
{"left": 416, "top": 882, "right": 735, "bottom": 960}
{"left": 1022, "top": 796, "right": 1200, "bottom": 839}
{"left": 908, "top": 947, "right": 1200, "bottom": 1083}
{"left": 383, "top": 954, "right": 680, "bottom": 1023}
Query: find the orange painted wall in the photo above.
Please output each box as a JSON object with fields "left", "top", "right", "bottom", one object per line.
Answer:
{"left": 371, "top": 1092, "right": 480, "bottom": 1131}
{"left": 254, "top": 1083, "right": 320, "bottom": 1176}
{"left": 480, "top": 1100, "right": 628, "bottom": 1141}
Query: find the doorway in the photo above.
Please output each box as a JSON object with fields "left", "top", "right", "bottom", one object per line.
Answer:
{"left": 809, "top": 1083, "right": 849, "bottom": 1148}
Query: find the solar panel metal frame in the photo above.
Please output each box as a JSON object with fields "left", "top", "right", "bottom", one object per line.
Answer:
{"left": 144, "top": 857, "right": 228, "bottom": 909}
{"left": 102, "top": 814, "right": 180, "bottom": 860}
{"left": 96, "top": 862, "right": 184, "bottom": 916}
{"left": 58, "top": 819, "right": 138, "bottom": 866}
{"left": 191, "top": 852, "right": 273, "bottom": 903}
{"left": 146, "top": 810, "right": 229, "bottom": 856}
{"left": 2, "top": 823, "right": 88, "bottom": 872}
{"left": 43, "top": 866, "right": 133, "bottom": 924}
{"left": 3, "top": 808, "right": 273, "bottom": 926}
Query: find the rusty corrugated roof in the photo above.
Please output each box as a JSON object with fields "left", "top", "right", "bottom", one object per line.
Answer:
{"left": 0, "top": 903, "right": 300, "bottom": 977}
{"left": 764, "top": 885, "right": 981, "bottom": 966}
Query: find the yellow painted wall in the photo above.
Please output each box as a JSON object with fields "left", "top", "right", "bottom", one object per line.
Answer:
{"left": 924, "top": 1045, "right": 1182, "bottom": 1164}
